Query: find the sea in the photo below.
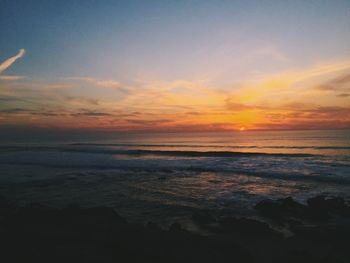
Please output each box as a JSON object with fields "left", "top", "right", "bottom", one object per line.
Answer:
{"left": 1, "top": 130, "right": 350, "bottom": 227}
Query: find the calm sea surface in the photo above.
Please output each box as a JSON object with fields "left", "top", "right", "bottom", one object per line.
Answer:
{"left": 1, "top": 130, "right": 350, "bottom": 226}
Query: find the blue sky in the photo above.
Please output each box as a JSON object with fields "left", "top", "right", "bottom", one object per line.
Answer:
{"left": 1, "top": 0, "right": 349, "bottom": 81}
{"left": 0, "top": 0, "right": 349, "bottom": 131}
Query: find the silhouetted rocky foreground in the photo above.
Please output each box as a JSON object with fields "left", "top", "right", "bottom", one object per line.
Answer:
{"left": 1, "top": 195, "right": 350, "bottom": 263}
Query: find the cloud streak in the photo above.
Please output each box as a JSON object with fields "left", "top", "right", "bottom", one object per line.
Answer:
{"left": 67, "top": 77, "right": 130, "bottom": 94}
{"left": 314, "top": 72, "right": 350, "bottom": 91}
{"left": 0, "top": 49, "right": 25, "bottom": 74}
{"left": 0, "top": 75, "right": 25, "bottom": 81}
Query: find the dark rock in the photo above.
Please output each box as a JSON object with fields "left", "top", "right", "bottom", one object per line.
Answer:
{"left": 146, "top": 221, "right": 161, "bottom": 231}
{"left": 218, "top": 217, "right": 279, "bottom": 236}
{"left": 256, "top": 196, "right": 350, "bottom": 224}
{"left": 307, "top": 195, "right": 350, "bottom": 217}
{"left": 192, "top": 211, "right": 216, "bottom": 225}
{"left": 1, "top": 194, "right": 350, "bottom": 263}
{"left": 169, "top": 222, "right": 184, "bottom": 232}
{"left": 255, "top": 197, "right": 307, "bottom": 222}
{"left": 0, "top": 194, "right": 16, "bottom": 217}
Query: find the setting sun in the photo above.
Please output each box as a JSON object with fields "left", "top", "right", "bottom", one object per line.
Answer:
{"left": 1, "top": 1, "right": 350, "bottom": 262}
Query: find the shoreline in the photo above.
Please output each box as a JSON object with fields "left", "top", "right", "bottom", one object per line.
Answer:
{"left": 1, "top": 194, "right": 350, "bottom": 262}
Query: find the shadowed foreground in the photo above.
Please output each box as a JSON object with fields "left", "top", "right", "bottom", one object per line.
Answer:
{"left": 1, "top": 195, "right": 350, "bottom": 263}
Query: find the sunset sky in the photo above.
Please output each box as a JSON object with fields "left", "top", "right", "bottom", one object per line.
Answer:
{"left": 0, "top": 0, "right": 350, "bottom": 132}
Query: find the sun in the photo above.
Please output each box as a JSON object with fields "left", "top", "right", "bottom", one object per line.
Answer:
{"left": 239, "top": 127, "right": 246, "bottom": 131}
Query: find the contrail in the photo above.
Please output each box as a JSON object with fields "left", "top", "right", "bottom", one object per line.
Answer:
{"left": 0, "top": 49, "right": 25, "bottom": 74}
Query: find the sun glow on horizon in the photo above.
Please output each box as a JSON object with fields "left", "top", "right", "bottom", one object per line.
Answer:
{"left": 0, "top": 1, "right": 349, "bottom": 132}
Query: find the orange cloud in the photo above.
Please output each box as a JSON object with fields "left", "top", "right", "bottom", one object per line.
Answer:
{"left": 1, "top": 60, "right": 350, "bottom": 132}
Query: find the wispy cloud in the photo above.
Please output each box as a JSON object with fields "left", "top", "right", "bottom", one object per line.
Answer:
{"left": 314, "top": 71, "right": 350, "bottom": 91}
{"left": 0, "top": 75, "right": 25, "bottom": 81}
{"left": 67, "top": 77, "right": 130, "bottom": 93}
{"left": 1, "top": 58, "right": 350, "bottom": 131}
{"left": 0, "top": 49, "right": 25, "bottom": 74}
{"left": 71, "top": 109, "right": 112, "bottom": 117}
{"left": 337, "top": 93, "right": 350, "bottom": 98}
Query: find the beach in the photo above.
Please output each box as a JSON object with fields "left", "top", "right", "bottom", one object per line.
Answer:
{"left": 1, "top": 1, "right": 350, "bottom": 261}
{"left": 1, "top": 194, "right": 350, "bottom": 263}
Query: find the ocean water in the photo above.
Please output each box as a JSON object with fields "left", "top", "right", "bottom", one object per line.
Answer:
{"left": 1, "top": 130, "right": 350, "bottom": 226}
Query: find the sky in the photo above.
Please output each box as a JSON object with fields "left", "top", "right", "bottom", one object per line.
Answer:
{"left": 0, "top": 0, "right": 350, "bottom": 132}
